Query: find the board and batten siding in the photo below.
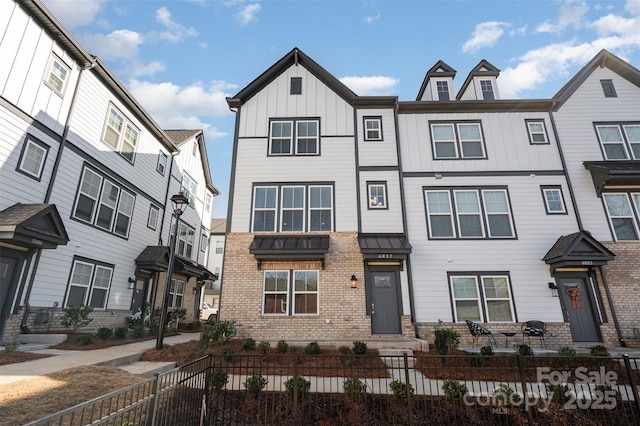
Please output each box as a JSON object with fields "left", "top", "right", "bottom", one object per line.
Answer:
{"left": 359, "top": 170, "right": 403, "bottom": 234}
{"left": 356, "top": 108, "right": 398, "bottom": 167}
{"left": 553, "top": 66, "right": 640, "bottom": 242}
{"left": 403, "top": 174, "right": 576, "bottom": 323}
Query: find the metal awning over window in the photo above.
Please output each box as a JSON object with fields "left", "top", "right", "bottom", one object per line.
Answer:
{"left": 0, "top": 203, "right": 68, "bottom": 250}
{"left": 249, "top": 235, "right": 330, "bottom": 269}
{"left": 358, "top": 234, "right": 412, "bottom": 263}
{"left": 543, "top": 231, "right": 614, "bottom": 272}
{"left": 583, "top": 161, "right": 640, "bottom": 195}
{"left": 135, "top": 246, "right": 218, "bottom": 281}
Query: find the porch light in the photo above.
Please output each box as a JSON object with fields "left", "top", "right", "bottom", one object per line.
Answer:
{"left": 350, "top": 275, "right": 358, "bottom": 289}
{"left": 548, "top": 282, "right": 558, "bottom": 297}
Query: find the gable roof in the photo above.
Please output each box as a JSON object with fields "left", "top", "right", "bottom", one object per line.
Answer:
{"left": 416, "top": 60, "right": 457, "bottom": 100}
{"left": 0, "top": 203, "right": 69, "bottom": 249}
{"left": 543, "top": 231, "right": 615, "bottom": 271}
{"left": 456, "top": 59, "right": 500, "bottom": 100}
{"left": 164, "top": 129, "right": 220, "bottom": 195}
{"left": 210, "top": 218, "right": 226, "bottom": 234}
{"left": 554, "top": 49, "right": 640, "bottom": 105}
{"left": 226, "top": 47, "right": 358, "bottom": 108}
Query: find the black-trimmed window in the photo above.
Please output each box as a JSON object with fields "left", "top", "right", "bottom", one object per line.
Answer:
{"left": 424, "top": 187, "right": 515, "bottom": 239}
{"left": 290, "top": 77, "right": 302, "bottom": 95}
{"left": 101, "top": 104, "right": 139, "bottom": 163}
{"left": 367, "top": 182, "right": 388, "bottom": 209}
{"left": 480, "top": 80, "right": 494, "bottom": 100}
{"left": 595, "top": 123, "right": 640, "bottom": 160}
{"left": 262, "top": 270, "right": 318, "bottom": 315}
{"left": 430, "top": 121, "right": 486, "bottom": 159}
{"left": 269, "top": 119, "right": 319, "bottom": 156}
{"left": 601, "top": 80, "right": 617, "bottom": 98}
{"left": 17, "top": 135, "right": 49, "bottom": 180}
{"left": 251, "top": 183, "right": 334, "bottom": 232}
{"left": 526, "top": 120, "right": 549, "bottom": 145}
{"left": 147, "top": 205, "right": 159, "bottom": 230}
{"left": 200, "top": 230, "right": 208, "bottom": 252}
{"left": 43, "top": 53, "right": 70, "bottom": 96}
{"left": 449, "top": 273, "right": 515, "bottom": 322}
{"left": 602, "top": 192, "right": 640, "bottom": 240}
{"left": 541, "top": 186, "right": 566, "bottom": 214}
{"left": 171, "top": 219, "right": 195, "bottom": 258}
{"left": 65, "top": 257, "right": 113, "bottom": 309}
{"left": 72, "top": 167, "right": 136, "bottom": 238}
{"left": 364, "top": 117, "right": 383, "bottom": 141}
{"left": 157, "top": 152, "right": 167, "bottom": 175}
{"left": 169, "top": 279, "right": 185, "bottom": 309}
{"left": 181, "top": 173, "right": 197, "bottom": 206}
{"left": 436, "top": 81, "right": 450, "bottom": 101}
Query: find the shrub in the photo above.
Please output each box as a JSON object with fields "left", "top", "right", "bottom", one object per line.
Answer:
{"left": 60, "top": 305, "right": 94, "bottom": 331}
{"left": 493, "top": 383, "right": 521, "bottom": 406}
{"left": 546, "top": 383, "right": 573, "bottom": 405}
{"left": 338, "top": 345, "right": 353, "bottom": 366}
{"left": 593, "top": 384, "right": 621, "bottom": 402}
{"left": 339, "top": 345, "right": 352, "bottom": 355}
{"left": 442, "top": 379, "right": 468, "bottom": 401}
{"left": 243, "top": 374, "right": 267, "bottom": 397}
{"left": 553, "top": 346, "right": 577, "bottom": 369}
{"left": 343, "top": 377, "right": 367, "bottom": 401}
{"left": 210, "top": 368, "right": 228, "bottom": 392}
{"left": 148, "top": 321, "right": 159, "bottom": 337}
{"left": 186, "top": 321, "right": 201, "bottom": 331}
{"left": 3, "top": 342, "right": 19, "bottom": 353}
{"left": 241, "top": 338, "right": 256, "bottom": 351}
{"left": 305, "top": 341, "right": 321, "bottom": 354}
{"left": 132, "top": 323, "right": 145, "bottom": 338}
{"left": 276, "top": 340, "right": 289, "bottom": 353}
{"left": 199, "top": 321, "right": 235, "bottom": 353}
{"left": 466, "top": 353, "right": 484, "bottom": 368}
{"left": 221, "top": 348, "right": 235, "bottom": 363}
{"left": 434, "top": 328, "right": 460, "bottom": 356}
{"left": 515, "top": 344, "right": 534, "bottom": 356}
{"left": 352, "top": 340, "right": 367, "bottom": 355}
{"left": 257, "top": 340, "right": 271, "bottom": 353}
{"left": 115, "top": 327, "right": 128, "bottom": 339}
{"left": 557, "top": 346, "right": 576, "bottom": 357}
{"left": 76, "top": 334, "right": 93, "bottom": 345}
{"left": 96, "top": 327, "right": 113, "bottom": 339}
{"left": 284, "top": 376, "right": 311, "bottom": 400}
{"left": 480, "top": 345, "right": 494, "bottom": 356}
{"left": 590, "top": 345, "right": 609, "bottom": 357}
{"left": 172, "top": 307, "right": 187, "bottom": 321}
{"left": 389, "top": 380, "right": 414, "bottom": 403}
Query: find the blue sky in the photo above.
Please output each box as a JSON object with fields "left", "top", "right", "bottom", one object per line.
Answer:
{"left": 40, "top": 0, "right": 640, "bottom": 218}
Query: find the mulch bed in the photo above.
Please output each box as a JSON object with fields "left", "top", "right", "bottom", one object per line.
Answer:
{"left": 0, "top": 351, "right": 52, "bottom": 365}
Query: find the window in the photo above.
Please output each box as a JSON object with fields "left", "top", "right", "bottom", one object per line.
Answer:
{"left": 147, "top": 205, "right": 159, "bottom": 230}
{"left": 601, "top": 80, "right": 617, "bottom": 98}
{"left": 72, "top": 167, "right": 136, "bottom": 238}
{"left": 157, "top": 153, "right": 167, "bottom": 175}
{"left": 262, "top": 270, "right": 318, "bottom": 315}
{"left": 450, "top": 274, "right": 514, "bottom": 322}
{"left": 480, "top": 80, "right": 494, "bottom": 100}
{"left": 368, "top": 182, "right": 387, "bottom": 209}
{"left": 169, "top": 279, "right": 185, "bottom": 309}
{"left": 173, "top": 221, "right": 195, "bottom": 258}
{"left": 205, "top": 194, "right": 212, "bottom": 212}
{"left": 541, "top": 186, "right": 566, "bottom": 214}
{"left": 215, "top": 240, "right": 224, "bottom": 254}
{"left": 200, "top": 231, "right": 208, "bottom": 252}
{"left": 526, "top": 120, "right": 549, "bottom": 144}
{"left": 425, "top": 187, "right": 515, "bottom": 239}
{"left": 17, "top": 135, "right": 49, "bottom": 180}
{"left": 252, "top": 184, "right": 333, "bottom": 232}
{"left": 430, "top": 121, "right": 486, "bottom": 159}
{"left": 436, "top": 81, "right": 449, "bottom": 101}
{"left": 181, "top": 173, "right": 197, "bottom": 206}
{"left": 65, "top": 258, "right": 113, "bottom": 309}
{"left": 603, "top": 192, "right": 640, "bottom": 240}
{"left": 43, "top": 54, "right": 70, "bottom": 96}
{"left": 290, "top": 77, "right": 302, "bottom": 95}
{"left": 269, "top": 119, "right": 320, "bottom": 155}
{"left": 192, "top": 141, "right": 197, "bottom": 156}
{"left": 101, "top": 105, "right": 139, "bottom": 163}
{"left": 595, "top": 123, "right": 640, "bottom": 160}
{"left": 364, "top": 117, "right": 383, "bottom": 141}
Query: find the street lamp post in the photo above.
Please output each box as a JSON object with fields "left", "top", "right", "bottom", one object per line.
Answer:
{"left": 156, "top": 193, "right": 189, "bottom": 350}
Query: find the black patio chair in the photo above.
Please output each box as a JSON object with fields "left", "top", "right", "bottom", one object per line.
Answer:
{"left": 521, "top": 320, "right": 547, "bottom": 349}
{"left": 465, "top": 320, "right": 497, "bottom": 348}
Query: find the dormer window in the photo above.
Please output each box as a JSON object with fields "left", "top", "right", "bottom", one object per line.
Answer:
{"left": 600, "top": 80, "right": 617, "bottom": 98}
{"left": 436, "top": 81, "right": 450, "bottom": 101}
{"left": 480, "top": 80, "right": 494, "bottom": 100}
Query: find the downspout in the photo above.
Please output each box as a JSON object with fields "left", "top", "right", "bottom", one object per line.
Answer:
{"left": 20, "top": 59, "right": 94, "bottom": 333}
{"left": 599, "top": 266, "right": 626, "bottom": 347}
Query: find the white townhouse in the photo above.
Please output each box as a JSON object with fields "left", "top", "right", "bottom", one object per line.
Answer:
{"left": 203, "top": 218, "right": 226, "bottom": 311}
{"left": 0, "top": 0, "right": 218, "bottom": 342}
{"left": 220, "top": 46, "right": 638, "bottom": 347}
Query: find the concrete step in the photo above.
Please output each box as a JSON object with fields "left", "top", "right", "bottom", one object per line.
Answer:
{"left": 379, "top": 349, "right": 415, "bottom": 369}
{"left": 96, "top": 353, "right": 144, "bottom": 368}
{"left": 15, "top": 333, "right": 67, "bottom": 345}
{"left": 117, "top": 361, "right": 177, "bottom": 378}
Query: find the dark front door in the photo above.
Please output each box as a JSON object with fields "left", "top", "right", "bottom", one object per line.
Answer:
{"left": 0, "top": 251, "right": 22, "bottom": 337}
{"left": 557, "top": 277, "right": 601, "bottom": 342}
{"left": 370, "top": 269, "right": 401, "bottom": 334}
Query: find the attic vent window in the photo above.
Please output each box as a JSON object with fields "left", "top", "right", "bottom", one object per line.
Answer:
{"left": 600, "top": 80, "right": 617, "bottom": 98}
{"left": 290, "top": 77, "right": 302, "bottom": 95}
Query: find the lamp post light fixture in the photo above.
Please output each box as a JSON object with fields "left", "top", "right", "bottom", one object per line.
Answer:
{"left": 156, "top": 193, "right": 189, "bottom": 350}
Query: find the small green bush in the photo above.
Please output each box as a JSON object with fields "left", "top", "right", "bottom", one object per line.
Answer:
{"left": 60, "top": 305, "right": 94, "bottom": 331}
{"left": 148, "top": 321, "right": 159, "bottom": 336}
{"left": 114, "top": 327, "right": 128, "bottom": 339}
{"left": 593, "top": 384, "right": 621, "bottom": 402}
{"left": 515, "top": 344, "right": 534, "bottom": 356}
{"left": 493, "top": 383, "right": 521, "bottom": 406}
{"left": 198, "top": 320, "right": 234, "bottom": 353}
{"left": 276, "top": 340, "right": 289, "bottom": 353}
{"left": 389, "top": 380, "right": 414, "bottom": 403}
{"left": 442, "top": 379, "right": 468, "bottom": 401}
{"left": 243, "top": 374, "right": 267, "bottom": 397}
{"left": 221, "top": 348, "right": 235, "bottom": 363}
{"left": 434, "top": 328, "right": 460, "bottom": 356}
{"left": 241, "top": 338, "right": 256, "bottom": 351}
{"left": 590, "top": 344, "right": 609, "bottom": 357}
{"left": 466, "top": 353, "right": 484, "bottom": 368}
{"left": 343, "top": 377, "right": 367, "bottom": 401}
{"left": 3, "top": 342, "right": 19, "bottom": 353}
{"left": 480, "top": 345, "right": 494, "bottom": 356}
{"left": 546, "top": 383, "right": 573, "bottom": 405}
{"left": 305, "top": 341, "right": 321, "bottom": 354}
{"left": 284, "top": 376, "right": 311, "bottom": 400}
{"left": 352, "top": 340, "right": 367, "bottom": 355}
{"left": 210, "top": 368, "right": 228, "bottom": 392}
{"left": 557, "top": 346, "right": 576, "bottom": 357}
{"left": 76, "top": 334, "right": 93, "bottom": 345}
{"left": 339, "top": 345, "right": 352, "bottom": 355}
{"left": 553, "top": 346, "right": 577, "bottom": 369}
{"left": 338, "top": 345, "right": 353, "bottom": 366}
{"left": 96, "top": 327, "right": 113, "bottom": 339}
{"left": 257, "top": 340, "right": 271, "bottom": 353}
{"left": 132, "top": 323, "right": 145, "bottom": 338}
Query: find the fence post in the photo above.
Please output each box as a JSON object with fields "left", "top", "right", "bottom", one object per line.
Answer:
{"left": 622, "top": 354, "right": 640, "bottom": 413}
{"left": 150, "top": 373, "right": 161, "bottom": 426}
{"left": 293, "top": 352, "right": 299, "bottom": 420}
{"left": 515, "top": 354, "right": 534, "bottom": 426}
{"left": 201, "top": 353, "right": 213, "bottom": 425}
{"left": 403, "top": 353, "right": 413, "bottom": 426}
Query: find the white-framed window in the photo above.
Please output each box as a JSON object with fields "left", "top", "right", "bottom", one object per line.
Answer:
{"left": 480, "top": 80, "right": 494, "bottom": 100}
{"left": 430, "top": 121, "right": 486, "bottom": 159}
{"left": 169, "top": 279, "right": 185, "bottom": 309}
{"left": 526, "top": 120, "right": 549, "bottom": 144}
{"left": 281, "top": 186, "right": 305, "bottom": 231}
{"left": 364, "top": 117, "right": 383, "bottom": 141}
{"left": 368, "top": 182, "right": 387, "bottom": 209}
{"left": 595, "top": 123, "right": 640, "bottom": 160}
{"left": 541, "top": 186, "right": 566, "bottom": 214}
{"left": 252, "top": 186, "right": 278, "bottom": 232}
{"left": 43, "top": 53, "right": 70, "bottom": 96}
{"left": 262, "top": 270, "right": 318, "bottom": 315}
{"left": 101, "top": 104, "right": 139, "bottom": 163}
{"left": 181, "top": 173, "right": 197, "bottom": 206}
{"left": 450, "top": 274, "right": 514, "bottom": 322}
{"left": 205, "top": 193, "right": 212, "bottom": 212}
{"left": 72, "top": 167, "right": 136, "bottom": 238}
{"left": 215, "top": 240, "right": 224, "bottom": 254}
{"left": 65, "top": 258, "right": 113, "bottom": 309}
{"left": 603, "top": 192, "right": 640, "bottom": 240}
{"left": 436, "top": 81, "right": 450, "bottom": 101}
{"left": 17, "top": 135, "right": 49, "bottom": 180}
{"left": 147, "top": 205, "right": 159, "bottom": 230}
{"left": 424, "top": 187, "right": 515, "bottom": 239}
{"left": 269, "top": 119, "right": 320, "bottom": 156}
{"left": 200, "top": 231, "right": 208, "bottom": 252}
{"left": 157, "top": 153, "right": 167, "bottom": 175}
{"left": 309, "top": 185, "right": 333, "bottom": 231}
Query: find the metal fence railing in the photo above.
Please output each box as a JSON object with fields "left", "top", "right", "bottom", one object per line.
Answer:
{"left": 26, "top": 352, "right": 640, "bottom": 425}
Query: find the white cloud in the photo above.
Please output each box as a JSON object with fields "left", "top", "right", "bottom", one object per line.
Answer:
{"left": 339, "top": 76, "right": 398, "bottom": 96}
{"left": 236, "top": 3, "right": 261, "bottom": 25}
{"left": 363, "top": 14, "right": 380, "bottom": 24}
{"left": 627, "top": 0, "right": 640, "bottom": 15}
{"left": 558, "top": 0, "right": 589, "bottom": 29}
{"left": 41, "top": 0, "right": 104, "bottom": 29}
{"left": 535, "top": 21, "right": 557, "bottom": 33}
{"left": 462, "top": 21, "right": 510, "bottom": 53}
{"left": 78, "top": 29, "right": 142, "bottom": 60}
{"left": 589, "top": 14, "right": 638, "bottom": 36}
{"left": 154, "top": 7, "right": 198, "bottom": 43}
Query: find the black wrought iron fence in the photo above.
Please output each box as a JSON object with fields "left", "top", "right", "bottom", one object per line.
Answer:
{"left": 26, "top": 353, "right": 640, "bottom": 426}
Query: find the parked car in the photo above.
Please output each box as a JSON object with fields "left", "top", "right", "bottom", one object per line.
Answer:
{"left": 199, "top": 302, "right": 219, "bottom": 321}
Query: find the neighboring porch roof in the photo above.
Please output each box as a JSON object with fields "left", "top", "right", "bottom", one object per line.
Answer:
{"left": 249, "top": 235, "right": 330, "bottom": 269}
{"left": 358, "top": 234, "right": 412, "bottom": 263}
{"left": 543, "top": 231, "right": 615, "bottom": 271}
{"left": 0, "top": 203, "right": 69, "bottom": 249}
{"left": 583, "top": 161, "right": 640, "bottom": 195}
{"left": 135, "top": 246, "right": 217, "bottom": 281}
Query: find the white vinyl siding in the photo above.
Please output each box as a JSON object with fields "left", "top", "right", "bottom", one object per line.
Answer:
{"left": 101, "top": 104, "right": 139, "bottom": 163}
{"left": 65, "top": 259, "right": 113, "bottom": 309}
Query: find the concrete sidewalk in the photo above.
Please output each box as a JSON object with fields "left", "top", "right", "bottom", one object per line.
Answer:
{"left": 0, "top": 333, "right": 198, "bottom": 386}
